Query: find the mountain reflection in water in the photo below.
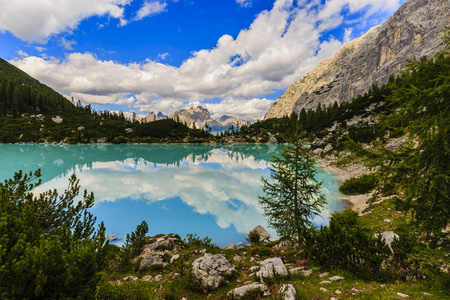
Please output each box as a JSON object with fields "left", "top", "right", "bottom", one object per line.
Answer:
{"left": 0, "top": 144, "right": 349, "bottom": 247}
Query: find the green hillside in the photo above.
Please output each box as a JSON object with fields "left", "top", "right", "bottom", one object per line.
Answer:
{"left": 0, "top": 59, "right": 212, "bottom": 144}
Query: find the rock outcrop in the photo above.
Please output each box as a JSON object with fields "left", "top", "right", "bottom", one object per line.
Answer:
{"left": 264, "top": 0, "right": 449, "bottom": 119}
{"left": 192, "top": 254, "right": 236, "bottom": 291}
{"left": 257, "top": 257, "right": 288, "bottom": 283}
{"left": 247, "top": 225, "right": 271, "bottom": 242}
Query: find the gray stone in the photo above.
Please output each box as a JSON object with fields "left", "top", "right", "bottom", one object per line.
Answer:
{"left": 320, "top": 287, "right": 329, "bottom": 293}
{"left": 224, "top": 243, "right": 237, "bottom": 250}
{"left": 125, "top": 128, "right": 133, "bottom": 134}
{"left": 97, "top": 137, "right": 108, "bottom": 143}
{"left": 319, "top": 272, "right": 329, "bottom": 277}
{"left": 378, "top": 231, "right": 399, "bottom": 252}
{"left": 289, "top": 267, "right": 312, "bottom": 277}
{"left": 329, "top": 276, "right": 344, "bottom": 282}
{"left": 139, "top": 254, "right": 168, "bottom": 271}
{"left": 397, "top": 292, "right": 409, "bottom": 298}
{"left": 258, "top": 257, "right": 288, "bottom": 283}
{"left": 335, "top": 290, "right": 342, "bottom": 294}
{"left": 279, "top": 284, "right": 297, "bottom": 300}
{"left": 154, "top": 274, "right": 164, "bottom": 282}
{"left": 51, "top": 116, "right": 63, "bottom": 123}
{"left": 247, "top": 225, "right": 270, "bottom": 242}
{"left": 249, "top": 266, "right": 259, "bottom": 272}
{"left": 77, "top": 126, "right": 85, "bottom": 131}
{"left": 141, "top": 275, "right": 153, "bottom": 282}
{"left": 170, "top": 254, "right": 180, "bottom": 264}
{"left": 320, "top": 281, "right": 332, "bottom": 284}
{"left": 192, "top": 254, "right": 235, "bottom": 291}
{"left": 122, "top": 275, "right": 138, "bottom": 282}
{"left": 264, "top": 0, "right": 449, "bottom": 120}
{"left": 229, "top": 283, "right": 269, "bottom": 299}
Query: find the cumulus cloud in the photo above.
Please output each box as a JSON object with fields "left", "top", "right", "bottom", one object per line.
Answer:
{"left": 10, "top": 0, "right": 402, "bottom": 119}
{"left": 134, "top": 1, "right": 168, "bottom": 21}
{"left": 0, "top": 0, "right": 131, "bottom": 43}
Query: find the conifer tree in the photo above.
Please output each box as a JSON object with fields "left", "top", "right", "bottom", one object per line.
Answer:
{"left": 259, "top": 131, "right": 327, "bottom": 247}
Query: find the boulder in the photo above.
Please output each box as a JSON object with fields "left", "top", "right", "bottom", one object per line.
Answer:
{"left": 229, "top": 283, "right": 270, "bottom": 299}
{"left": 378, "top": 231, "right": 399, "bottom": 252}
{"left": 289, "top": 267, "right": 312, "bottom": 277}
{"left": 136, "top": 234, "right": 183, "bottom": 260}
{"left": 192, "top": 254, "right": 235, "bottom": 291}
{"left": 77, "top": 126, "right": 85, "bottom": 131}
{"left": 279, "top": 284, "right": 297, "bottom": 300}
{"left": 258, "top": 257, "right": 288, "bottom": 283}
{"left": 141, "top": 275, "right": 153, "bottom": 282}
{"left": 247, "top": 225, "right": 270, "bottom": 242}
{"left": 139, "top": 254, "right": 168, "bottom": 271}
{"left": 224, "top": 243, "right": 237, "bottom": 250}
{"left": 51, "top": 116, "right": 63, "bottom": 123}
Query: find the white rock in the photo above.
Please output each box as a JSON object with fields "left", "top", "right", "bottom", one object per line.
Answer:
{"left": 247, "top": 225, "right": 270, "bottom": 242}
{"left": 141, "top": 275, "right": 153, "bottom": 282}
{"left": 230, "top": 283, "right": 269, "bottom": 299}
{"left": 397, "top": 292, "right": 409, "bottom": 298}
{"left": 319, "top": 272, "right": 329, "bottom": 277}
{"left": 154, "top": 274, "right": 164, "bottom": 282}
{"left": 320, "top": 287, "right": 329, "bottom": 293}
{"left": 320, "top": 281, "right": 332, "bottom": 284}
{"left": 170, "top": 254, "right": 180, "bottom": 264}
{"left": 192, "top": 254, "right": 235, "bottom": 291}
{"left": 279, "top": 284, "right": 297, "bottom": 300}
{"left": 51, "top": 116, "right": 63, "bottom": 123}
{"left": 335, "top": 290, "right": 342, "bottom": 294}
{"left": 259, "top": 257, "right": 288, "bottom": 283}
{"left": 224, "top": 243, "right": 237, "bottom": 250}
{"left": 329, "top": 276, "right": 345, "bottom": 282}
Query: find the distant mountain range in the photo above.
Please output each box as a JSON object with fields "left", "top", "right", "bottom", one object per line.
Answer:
{"left": 140, "top": 106, "right": 251, "bottom": 132}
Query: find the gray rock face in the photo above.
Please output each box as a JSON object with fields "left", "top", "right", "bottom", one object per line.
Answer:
{"left": 229, "top": 283, "right": 270, "bottom": 299}
{"left": 136, "top": 234, "right": 183, "bottom": 260}
{"left": 192, "top": 254, "right": 236, "bottom": 291}
{"left": 264, "top": 0, "right": 449, "bottom": 119}
{"left": 139, "top": 254, "right": 168, "bottom": 271}
{"left": 247, "top": 225, "right": 271, "bottom": 242}
{"left": 279, "top": 284, "right": 297, "bottom": 300}
{"left": 258, "top": 257, "right": 288, "bottom": 283}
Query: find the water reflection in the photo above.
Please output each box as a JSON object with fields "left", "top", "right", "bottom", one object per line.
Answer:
{"left": 0, "top": 144, "right": 349, "bottom": 247}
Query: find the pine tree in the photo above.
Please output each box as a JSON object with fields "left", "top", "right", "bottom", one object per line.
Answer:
{"left": 259, "top": 132, "right": 327, "bottom": 247}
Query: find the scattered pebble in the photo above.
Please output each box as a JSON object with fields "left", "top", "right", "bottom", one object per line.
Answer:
{"left": 319, "top": 272, "right": 329, "bottom": 277}
{"left": 335, "top": 290, "right": 342, "bottom": 294}
{"left": 320, "top": 287, "right": 329, "bottom": 293}
{"left": 396, "top": 292, "right": 409, "bottom": 298}
{"left": 320, "top": 281, "right": 332, "bottom": 284}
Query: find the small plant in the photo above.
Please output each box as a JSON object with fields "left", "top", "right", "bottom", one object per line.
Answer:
{"left": 339, "top": 174, "right": 378, "bottom": 195}
{"left": 248, "top": 230, "right": 261, "bottom": 243}
{"left": 184, "top": 233, "right": 217, "bottom": 248}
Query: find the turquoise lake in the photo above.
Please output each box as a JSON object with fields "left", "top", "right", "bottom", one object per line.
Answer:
{"left": 0, "top": 144, "right": 350, "bottom": 247}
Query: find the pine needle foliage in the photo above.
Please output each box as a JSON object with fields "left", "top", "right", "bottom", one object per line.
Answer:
{"left": 0, "top": 170, "right": 108, "bottom": 299}
{"left": 259, "top": 133, "right": 327, "bottom": 247}
{"left": 379, "top": 29, "right": 450, "bottom": 238}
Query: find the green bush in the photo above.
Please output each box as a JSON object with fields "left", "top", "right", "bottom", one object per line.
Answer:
{"left": 0, "top": 170, "right": 108, "bottom": 299}
{"left": 339, "top": 174, "right": 378, "bottom": 195}
{"left": 306, "top": 210, "right": 390, "bottom": 280}
{"left": 248, "top": 230, "right": 261, "bottom": 243}
{"left": 184, "top": 233, "right": 217, "bottom": 249}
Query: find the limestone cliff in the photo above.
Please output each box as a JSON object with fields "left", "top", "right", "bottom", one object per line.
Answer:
{"left": 264, "top": 0, "right": 449, "bottom": 120}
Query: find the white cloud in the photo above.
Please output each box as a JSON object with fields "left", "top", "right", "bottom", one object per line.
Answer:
{"left": 10, "top": 0, "right": 403, "bottom": 119}
{"left": 134, "top": 1, "right": 168, "bottom": 21}
{"left": 61, "top": 37, "right": 77, "bottom": 50}
{"left": 236, "top": 0, "right": 252, "bottom": 8}
{"left": 0, "top": 0, "right": 131, "bottom": 43}
{"left": 17, "top": 50, "right": 29, "bottom": 57}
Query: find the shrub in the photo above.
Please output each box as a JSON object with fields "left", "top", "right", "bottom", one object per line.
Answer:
{"left": 306, "top": 210, "right": 390, "bottom": 279}
{"left": 339, "top": 174, "right": 378, "bottom": 195}
{"left": 248, "top": 230, "right": 261, "bottom": 243}
{"left": 0, "top": 170, "right": 108, "bottom": 299}
{"left": 184, "top": 233, "right": 217, "bottom": 249}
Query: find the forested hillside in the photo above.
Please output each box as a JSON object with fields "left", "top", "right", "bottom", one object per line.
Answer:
{"left": 0, "top": 59, "right": 212, "bottom": 144}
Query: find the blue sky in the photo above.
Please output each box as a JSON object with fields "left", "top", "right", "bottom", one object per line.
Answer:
{"left": 0, "top": 0, "right": 405, "bottom": 119}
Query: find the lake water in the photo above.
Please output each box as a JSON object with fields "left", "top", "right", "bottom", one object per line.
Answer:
{"left": 0, "top": 144, "right": 350, "bottom": 247}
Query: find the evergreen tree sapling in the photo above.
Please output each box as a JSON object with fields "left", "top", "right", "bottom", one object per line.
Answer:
{"left": 0, "top": 170, "right": 108, "bottom": 299}
{"left": 259, "top": 134, "right": 327, "bottom": 247}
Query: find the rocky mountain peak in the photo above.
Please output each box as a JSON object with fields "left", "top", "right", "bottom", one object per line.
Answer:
{"left": 264, "top": 0, "right": 449, "bottom": 120}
